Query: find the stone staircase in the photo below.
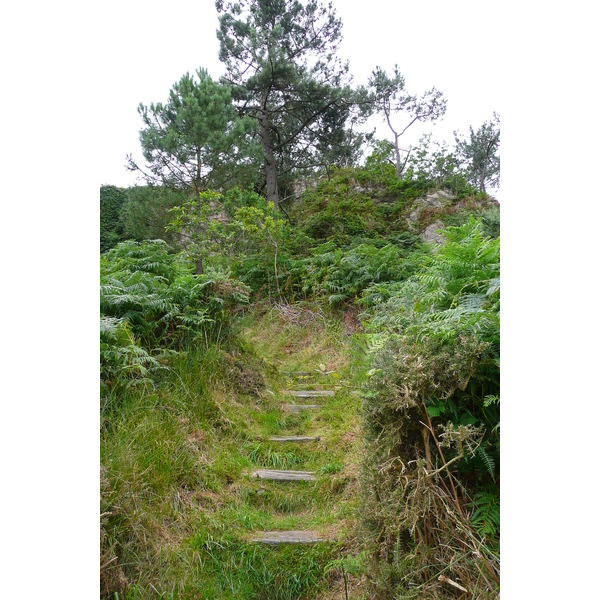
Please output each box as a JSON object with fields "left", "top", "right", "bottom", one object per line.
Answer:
{"left": 250, "top": 369, "right": 336, "bottom": 546}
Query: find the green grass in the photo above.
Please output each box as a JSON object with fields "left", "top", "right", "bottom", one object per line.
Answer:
{"left": 101, "top": 305, "right": 368, "bottom": 599}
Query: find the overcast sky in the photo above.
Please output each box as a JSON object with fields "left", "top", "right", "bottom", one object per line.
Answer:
{"left": 99, "top": 0, "right": 502, "bottom": 197}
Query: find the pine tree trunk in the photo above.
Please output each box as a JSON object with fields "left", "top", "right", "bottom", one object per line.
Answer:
{"left": 394, "top": 133, "right": 402, "bottom": 178}
{"left": 195, "top": 148, "right": 202, "bottom": 193}
{"left": 259, "top": 110, "right": 280, "bottom": 208}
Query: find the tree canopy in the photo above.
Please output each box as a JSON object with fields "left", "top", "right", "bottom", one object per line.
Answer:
{"left": 215, "top": 0, "right": 362, "bottom": 206}
{"left": 127, "top": 68, "right": 259, "bottom": 193}
{"left": 454, "top": 113, "right": 500, "bottom": 194}
{"left": 368, "top": 65, "right": 446, "bottom": 178}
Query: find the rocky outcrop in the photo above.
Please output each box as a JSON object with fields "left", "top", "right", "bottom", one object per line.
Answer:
{"left": 406, "top": 189, "right": 455, "bottom": 243}
{"left": 407, "top": 189, "right": 455, "bottom": 225}
{"left": 421, "top": 219, "right": 447, "bottom": 244}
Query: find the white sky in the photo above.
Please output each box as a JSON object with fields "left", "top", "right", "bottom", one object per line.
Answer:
{"left": 99, "top": 0, "right": 502, "bottom": 197}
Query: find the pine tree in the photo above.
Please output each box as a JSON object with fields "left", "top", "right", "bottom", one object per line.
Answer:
{"left": 215, "top": 0, "right": 359, "bottom": 207}
{"left": 128, "top": 68, "right": 258, "bottom": 193}
{"left": 454, "top": 113, "right": 500, "bottom": 194}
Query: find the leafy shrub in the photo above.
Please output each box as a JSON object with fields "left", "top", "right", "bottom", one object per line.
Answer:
{"left": 359, "top": 217, "right": 500, "bottom": 596}
{"left": 167, "top": 189, "right": 312, "bottom": 301}
{"left": 100, "top": 185, "right": 126, "bottom": 252}
{"left": 100, "top": 239, "right": 250, "bottom": 391}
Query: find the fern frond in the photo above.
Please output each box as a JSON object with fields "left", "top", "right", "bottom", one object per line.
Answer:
{"left": 477, "top": 447, "right": 496, "bottom": 482}
{"left": 363, "top": 333, "right": 389, "bottom": 353}
{"left": 470, "top": 490, "right": 500, "bottom": 539}
{"left": 484, "top": 394, "right": 500, "bottom": 407}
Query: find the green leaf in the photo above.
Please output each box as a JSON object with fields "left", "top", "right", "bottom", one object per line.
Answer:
{"left": 427, "top": 406, "right": 441, "bottom": 418}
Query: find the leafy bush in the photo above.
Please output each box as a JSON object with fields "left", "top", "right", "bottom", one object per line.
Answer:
{"left": 100, "top": 185, "right": 126, "bottom": 252}
{"left": 168, "top": 189, "right": 315, "bottom": 301}
{"left": 359, "top": 217, "right": 500, "bottom": 596}
{"left": 100, "top": 239, "right": 250, "bottom": 392}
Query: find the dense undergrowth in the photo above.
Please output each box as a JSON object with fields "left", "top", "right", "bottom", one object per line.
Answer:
{"left": 101, "top": 162, "right": 499, "bottom": 598}
{"left": 101, "top": 306, "right": 365, "bottom": 598}
{"left": 358, "top": 219, "right": 500, "bottom": 598}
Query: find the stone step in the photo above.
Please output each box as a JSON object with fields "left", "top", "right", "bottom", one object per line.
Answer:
{"left": 281, "top": 371, "right": 313, "bottom": 377}
{"left": 268, "top": 435, "right": 320, "bottom": 443}
{"left": 251, "top": 530, "right": 327, "bottom": 545}
{"left": 283, "top": 403, "right": 320, "bottom": 413}
{"left": 283, "top": 390, "right": 334, "bottom": 398}
{"left": 251, "top": 469, "right": 316, "bottom": 481}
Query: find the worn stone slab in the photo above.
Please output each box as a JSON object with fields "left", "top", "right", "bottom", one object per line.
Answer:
{"left": 251, "top": 530, "right": 327, "bottom": 545}
{"left": 284, "top": 390, "right": 334, "bottom": 397}
{"left": 251, "top": 469, "right": 316, "bottom": 481}
{"left": 268, "top": 435, "right": 320, "bottom": 443}
{"left": 281, "top": 371, "right": 313, "bottom": 376}
{"left": 283, "top": 403, "right": 320, "bottom": 413}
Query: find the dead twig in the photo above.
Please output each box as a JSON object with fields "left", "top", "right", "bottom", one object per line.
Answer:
{"left": 439, "top": 574, "right": 468, "bottom": 593}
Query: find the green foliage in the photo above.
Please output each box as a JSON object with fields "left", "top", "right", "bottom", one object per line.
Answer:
{"left": 454, "top": 112, "right": 500, "bottom": 194}
{"left": 367, "top": 65, "right": 446, "bottom": 177}
{"left": 479, "top": 204, "right": 501, "bottom": 238}
{"left": 366, "top": 217, "right": 500, "bottom": 338}
{"left": 167, "top": 189, "right": 306, "bottom": 299}
{"left": 291, "top": 165, "right": 428, "bottom": 245}
{"left": 100, "top": 316, "right": 164, "bottom": 395}
{"left": 100, "top": 185, "right": 127, "bottom": 252}
{"left": 128, "top": 68, "right": 260, "bottom": 192}
{"left": 121, "top": 185, "right": 189, "bottom": 244}
{"left": 215, "top": 0, "right": 361, "bottom": 204}
{"left": 355, "top": 158, "right": 432, "bottom": 205}
{"left": 408, "top": 132, "right": 477, "bottom": 198}
{"left": 298, "top": 192, "right": 377, "bottom": 245}
{"left": 231, "top": 202, "right": 288, "bottom": 295}
{"left": 167, "top": 190, "right": 233, "bottom": 268}
{"left": 100, "top": 239, "right": 250, "bottom": 392}
{"left": 470, "top": 489, "right": 500, "bottom": 543}
{"left": 359, "top": 217, "right": 500, "bottom": 596}
{"left": 301, "top": 242, "right": 421, "bottom": 306}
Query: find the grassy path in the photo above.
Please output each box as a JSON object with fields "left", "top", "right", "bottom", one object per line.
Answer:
{"left": 102, "top": 306, "right": 365, "bottom": 599}
{"left": 227, "top": 307, "right": 364, "bottom": 598}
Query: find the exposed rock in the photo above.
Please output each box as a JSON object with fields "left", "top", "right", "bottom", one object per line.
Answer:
{"left": 293, "top": 176, "right": 321, "bottom": 199}
{"left": 407, "top": 188, "right": 456, "bottom": 233}
{"left": 411, "top": 189, "right": 455, "bottom": 212}
{"left": 426, "top": 189, "right": 455, "bottom": 202}
{"left": 208, "top": 200, "right": 229, "bottom": 224}
{"left": 420, "top": 220, "right": 446, "bottom": 244}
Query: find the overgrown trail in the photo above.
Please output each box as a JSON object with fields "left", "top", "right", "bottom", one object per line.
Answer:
{"left": 249, "top": 371, "right": 342, "bottom": 544}
{"left": 101, "top": 306, "right": 365, "bottom": 599}
{"left": 232, "top": 307, "right": 364, "bottom": 598}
